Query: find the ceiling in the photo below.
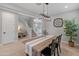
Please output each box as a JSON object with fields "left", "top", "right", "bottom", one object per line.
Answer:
{"left": 0, "top": 3, "right": 79, "bottom": 17}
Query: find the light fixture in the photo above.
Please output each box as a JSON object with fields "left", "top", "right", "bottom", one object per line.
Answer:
{"left": 18, "top": 26, "right": 21, "bottom": 31}
{"left": 65, "top": 5, "right": 68, "bottom": 8}
{"left": 40, "top": 3, "right": 51, "bottom": 21}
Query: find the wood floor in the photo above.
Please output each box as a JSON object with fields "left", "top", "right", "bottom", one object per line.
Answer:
{"left": 61, "top": 42, "right": 79, "bottom": 56}
{"left": 0, "top": 37, "right": 79, "bottom": 56}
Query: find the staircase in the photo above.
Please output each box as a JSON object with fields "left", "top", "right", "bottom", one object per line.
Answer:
{"left": 21, "top": 19, "right": 37, "bottom": 38}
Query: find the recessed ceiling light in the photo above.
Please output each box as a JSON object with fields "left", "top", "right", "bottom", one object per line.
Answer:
{"left": 65, "top": 5, "right": 68, "bottom": 8}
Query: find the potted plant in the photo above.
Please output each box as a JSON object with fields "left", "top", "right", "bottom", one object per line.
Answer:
{"left": 64, "top": 19, "right": 78, "bottom": 47}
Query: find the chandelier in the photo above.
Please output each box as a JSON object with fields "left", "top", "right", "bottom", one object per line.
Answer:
{"left": 41, "top": 3, "right": 51, "bottom": 21}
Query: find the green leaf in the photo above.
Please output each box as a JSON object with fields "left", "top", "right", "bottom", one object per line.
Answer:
{"left": 64, "top": 19, "right": 79, "bottom": 41}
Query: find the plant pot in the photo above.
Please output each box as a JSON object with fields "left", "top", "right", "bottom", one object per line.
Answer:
{"left": 68, "top": 41, "right": 74, "bottom": 47}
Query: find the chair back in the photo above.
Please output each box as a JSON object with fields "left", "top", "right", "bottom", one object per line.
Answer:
{"left": 51, "top": 39, "right": 56, "bottom": 55}
{"left": 58, "top": 34, "right": 62, "bottom": 44}
{"left": 51, "top": 34, "right": 62, "bottom": 55}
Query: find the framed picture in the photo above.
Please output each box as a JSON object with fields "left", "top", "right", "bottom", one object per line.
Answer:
{"left": 53, "top": 18, "right": 63, "bottom": 27}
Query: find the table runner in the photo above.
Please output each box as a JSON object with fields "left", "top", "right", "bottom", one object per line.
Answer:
{"left": 25, "top": 36, "right": 45, "bottom": 54}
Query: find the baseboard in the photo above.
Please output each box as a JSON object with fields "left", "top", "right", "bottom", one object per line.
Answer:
{"left": 61, "top": 40, "right": 79, "bottom": 46}
{"left": 0, "top": 40, "right": 18, "bottom": 46}
{"left": 61, "top": 41, "right": 68, "bottom": 44}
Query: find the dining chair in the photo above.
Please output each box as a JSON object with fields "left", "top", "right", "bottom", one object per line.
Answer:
{"left": 41, "top": 39, "right": 57, "bottom": 56}
{"left": 57, "top": 34, "right": 62, "bottom": 53}
{"left": 41, "top": 34, "right": 62, "bottom": 56}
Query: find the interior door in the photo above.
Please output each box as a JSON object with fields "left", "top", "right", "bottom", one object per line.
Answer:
{"left": 2, "top": 12, "right": 17, "bottom": 44}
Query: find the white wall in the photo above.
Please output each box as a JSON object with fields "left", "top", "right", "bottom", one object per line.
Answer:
{"left": 0, "top": 12, "right": 2, "bottom": 43}
{"left": 46, "top": 10, "right": 79, "bottom": 43}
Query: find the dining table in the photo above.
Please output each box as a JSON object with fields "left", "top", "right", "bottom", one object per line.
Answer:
{"left": 25, "top": 35, "right": 56, "bottom": 56}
